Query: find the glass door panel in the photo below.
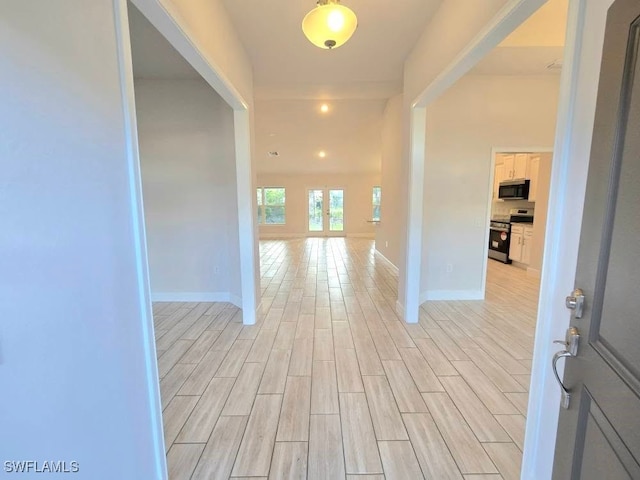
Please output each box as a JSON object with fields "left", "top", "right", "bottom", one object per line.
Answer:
{"left": 308, "top": 189, "right": 324, "bottom": 232}
{"left": 329, "top": 189, "right": 344, "bottom": 232}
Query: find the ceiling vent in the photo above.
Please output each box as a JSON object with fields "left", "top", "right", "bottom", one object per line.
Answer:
{"left": 546, "top": 59, "right": 563, "bottom": 71}
{"left": 268, "top": 151, "right": 280, "bottom": 157}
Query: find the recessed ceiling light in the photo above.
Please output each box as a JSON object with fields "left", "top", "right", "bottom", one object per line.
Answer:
{"left": 318, "top": 151, "right": 326, "bottom": 158}
{"left": 320, "top": 104, "right": 329, "bottom": 113}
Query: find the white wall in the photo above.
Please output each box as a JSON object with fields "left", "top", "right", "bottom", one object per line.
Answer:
{"left": 421, "top": 74, "right": 560, "bottom": 299}
{"left": 254, "top": 99, "right": 384, "bottom": 175}
{"left": 257, "top": 173, "right": 381, "bottom": 238}
{"left": 135, "top": 78, "right": 241, "bottom": 303}
{"left": 0, "top": 1, "right": 164, "bottom": 478}
{"left": 528, "top": 152, "right": 553, "bottom": 273}
{"left": 376, "top": 94, "right": 405, "bottom": 267}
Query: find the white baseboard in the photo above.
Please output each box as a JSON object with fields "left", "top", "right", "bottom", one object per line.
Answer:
{"left": 527, "top": 267, "right": 541, "bottom": 278}
{"left": 228, "top": 294, "right": 242, "bottom": 308}
{"left": 419, "top": 289, "right": 485, "bottom": 302}
{"left": 347, "top": 233, "right": 376, "bottom": 239}
{"left": 152, "top": 292, "right": 241, "bottom": 307}
{"left": 259, "top": 233, "right": 306, "bottom": 239}
{"left": 375, "top": 249, "right": 399, "bottom": 275}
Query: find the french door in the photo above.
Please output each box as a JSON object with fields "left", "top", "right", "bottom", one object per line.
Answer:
{"left": 307, "top": 188, "right": 345, "bottom": 237}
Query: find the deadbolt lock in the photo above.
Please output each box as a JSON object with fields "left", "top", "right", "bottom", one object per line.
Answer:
{"left": 565, "top": 288, "right": 585, "bottom": 319}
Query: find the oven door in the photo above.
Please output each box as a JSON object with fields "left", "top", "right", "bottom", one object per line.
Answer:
{"left": 488, "top": 227, "right": 511, "bottom": 263}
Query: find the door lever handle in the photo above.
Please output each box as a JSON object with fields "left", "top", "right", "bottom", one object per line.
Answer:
{"left": 552, "top": 350, "right": 573, "bottom": 409}
{"left": 551, "top": 326, "right": 580, "bottom": 409}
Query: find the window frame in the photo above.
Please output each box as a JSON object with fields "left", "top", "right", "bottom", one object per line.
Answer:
{"left": 257, "top": 186, "right": 286, "bottom": 225}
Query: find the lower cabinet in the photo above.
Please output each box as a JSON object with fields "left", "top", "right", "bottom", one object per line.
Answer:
{"left": 509, "top": 224, "right": 533, "bottom": 265}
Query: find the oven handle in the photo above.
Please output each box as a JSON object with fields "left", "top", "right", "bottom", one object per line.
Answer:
{"left": 490, "top": 227, "right": 510, "bottom": 233}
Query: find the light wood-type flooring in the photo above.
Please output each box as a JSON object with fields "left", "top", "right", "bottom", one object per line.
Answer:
{"left": 153, "top": 238, "right": 539, "bottom": 479}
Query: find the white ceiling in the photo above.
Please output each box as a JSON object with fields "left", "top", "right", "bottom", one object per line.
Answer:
{"left": 127, "top": 0, "right": 570, "bottom": 174}
{"left": 222, "top": 0, "right": 443, "bottom": 98}
{"left": 255, "top": 99, "right": 385, "bottom": 174}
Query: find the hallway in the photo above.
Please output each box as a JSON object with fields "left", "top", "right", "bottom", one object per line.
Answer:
{"left": 154, "top": 238, "right": 539, "bottom": 479}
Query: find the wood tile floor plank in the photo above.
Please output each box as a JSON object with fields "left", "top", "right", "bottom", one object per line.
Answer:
{"left": 362, "top": 375, "right": 408, "bottom": 440}
{"left": 308, "top": 414, "right": 346, "bottom": 480}
{"left": 269, "top": 442, "right": 308, "bottom": 480}
{"left": 340, "top": 392, "right": 384, "bottom": 474}
{"left": 166, "top": 443, "right": 204, "bottom": 480}
{"left": 232, "top": 394, "right": 283, "bottom": 477}
{"left": 422, "top": 393, "right": 498, "bottom": 475}
{"left": 191, "top": 415, "right": 248, "bottom": 480}
{"left": 379, "top": 440, "right": 424, "bottom": 480}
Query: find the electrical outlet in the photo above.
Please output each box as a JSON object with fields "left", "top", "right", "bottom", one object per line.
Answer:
{"left": 213, "top": 266, "right": 220, "bottom": 275}
{"left": 446, "top": 263, "right": 453, "bottom": 274}
{"left": 385, "top": 241, "right": 389, "bottom": 248}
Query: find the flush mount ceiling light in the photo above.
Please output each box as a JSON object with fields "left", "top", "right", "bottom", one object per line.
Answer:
{"left": 302, "top": 0, "right": 358, "bottom": 50}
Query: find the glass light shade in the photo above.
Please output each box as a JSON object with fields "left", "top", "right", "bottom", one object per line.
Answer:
{"left": 302, "top": 2, "right": 357, "bottom": 49}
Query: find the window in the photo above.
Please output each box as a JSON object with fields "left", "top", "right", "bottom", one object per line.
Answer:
{"left": 257, "top": 187, "right": 286, "bottom": 224}
{"left": 372, "top": 186, "right": 381, "bottom": 221}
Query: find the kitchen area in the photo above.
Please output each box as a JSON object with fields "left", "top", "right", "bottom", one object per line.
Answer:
{"left": 488, "top": 151, "right": 553, "bottom": 277}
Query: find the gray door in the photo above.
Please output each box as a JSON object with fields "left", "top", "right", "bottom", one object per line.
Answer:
{"left": 552, "top": 0, "right": 640, "bottom": 478}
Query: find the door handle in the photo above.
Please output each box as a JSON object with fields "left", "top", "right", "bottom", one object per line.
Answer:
{"left": 551, "top": 326, "right": 580, "bottom": 409}
{"left": 552, "top": 351, "right": 573, "bottom": 409}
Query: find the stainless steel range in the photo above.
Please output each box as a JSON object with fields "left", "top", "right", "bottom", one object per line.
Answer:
{"left": 488, "top": 217, "right": 511, "bottom": 263}
{"left": 488, "top": 208, "right": 534, "bottom": 264}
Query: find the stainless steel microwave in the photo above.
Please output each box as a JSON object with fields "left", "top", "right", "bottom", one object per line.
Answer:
{"left": 498, "top": 179, "right": 530, "bottom": 200}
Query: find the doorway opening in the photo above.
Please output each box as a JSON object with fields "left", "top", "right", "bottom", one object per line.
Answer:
{"left": 122, "top": 0, "right": 258, "bottom": 472}
{"left": 485, "top": 148, "right": 553, "bottom": 281}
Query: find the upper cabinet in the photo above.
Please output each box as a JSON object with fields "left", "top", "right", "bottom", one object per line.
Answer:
{"left": 501, "top": 153, "right": 530, "bottom": 180}
{"left": 494, "top": 152, "right": 544, "bottom": 201}
{"left": 513, "top": 153, "right": 529, "bottom": 179}
{"left": 528, "top": 155, "right": 541, "bottom": 202}
{"left": 494, "top": 161, "right": 507, "bottom": 199}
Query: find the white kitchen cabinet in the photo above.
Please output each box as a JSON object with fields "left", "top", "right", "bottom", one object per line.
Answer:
{"left": 522, "top": 226, "right": 533, "bottom": 265}
{"left": 502, "top": 154, "right": 515, "bottom": 180}
{"left": 500, "top": 153, "right": 533, "bottom": 181}
{"left": 513, "top": 153, "right": 529, "bottom": 179}
{"left": 528, "top": 155, "right": 540, "bottom": 202}
{"left": 494, "top": 162, "right": 506, "bottom": 199}
{"left": 509, "top": 224, "right": 524, "bottom": 262}
{"left": 509, "top": 224, "right": 533, "bottom": 265}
